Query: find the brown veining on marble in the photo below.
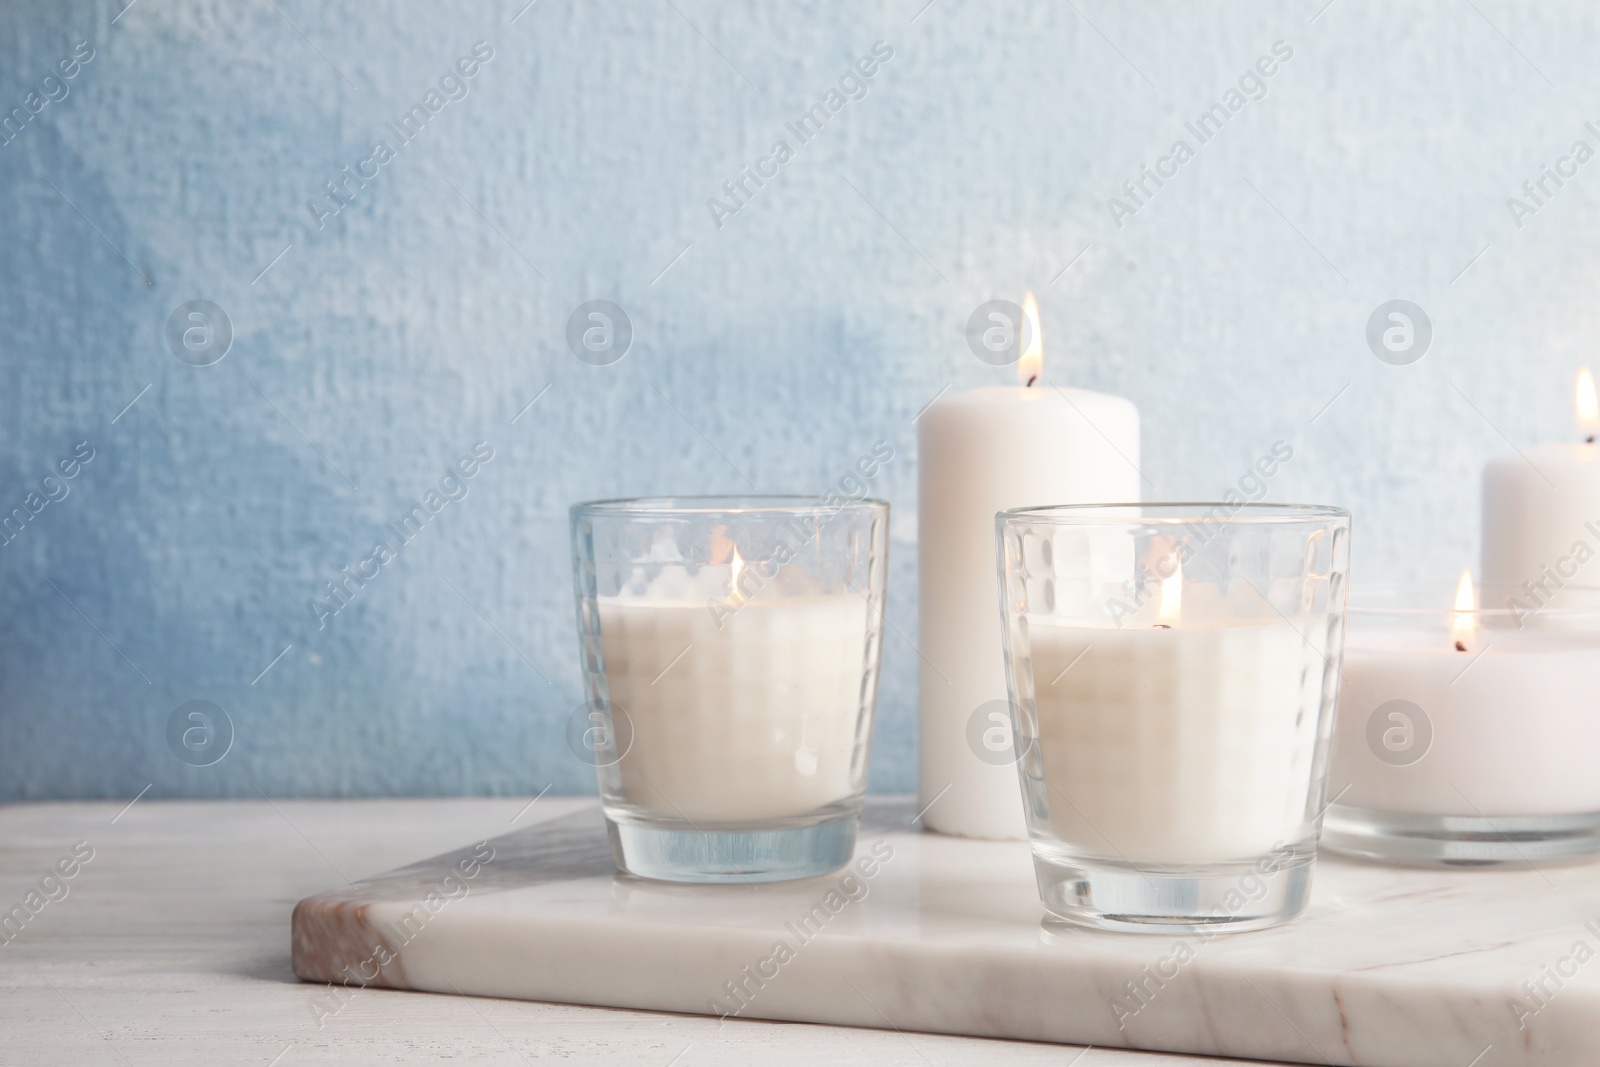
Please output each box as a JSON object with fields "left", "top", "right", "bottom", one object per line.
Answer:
{"left": 1332, "top": 981, "right": 1350, "bottom": 1053}
{"left": 291, "top": 804, "right": 616, "bottom": 988}
{"left": 279, "top": 796, "right": 1597, "bottom": 1065}
{"left": 292, "top": 897, "right": 407, "bottom": 988}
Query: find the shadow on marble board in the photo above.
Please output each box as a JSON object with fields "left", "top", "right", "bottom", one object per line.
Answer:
{"left": 297, "top": 795, "right": 924, "bottom": 907}
{"left": 289, "top": 797, "right": 929, "bottom": 990}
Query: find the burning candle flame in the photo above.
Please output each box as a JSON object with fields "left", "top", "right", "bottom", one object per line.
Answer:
{"left": 1157, "top": 559, "right": 1182, "bottom": 624}
{"left": 1018, "top": 292, "right": 1042, "bottom": 387}
{"left": 1451, "top": 568, "right": 1475, "bottom": 651}
{"left": 1578, "top": 367, "right": 1598, "bottom": 440}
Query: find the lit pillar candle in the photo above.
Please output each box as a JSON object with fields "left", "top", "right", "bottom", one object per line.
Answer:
{"left": 918, "top": 294, "right": 1140, "bottom": 839}
{"left": 1482, "top": 368, "right": 1600, "bottom": 614}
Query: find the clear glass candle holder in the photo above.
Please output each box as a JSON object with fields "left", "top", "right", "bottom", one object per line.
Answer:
{"left": 570, "top": 495, "right": 889, "bottom": 883}
{"left": 1324, "top": 583, "right": 1600, "bottom": 866}
{"left": 996, "top": 503, "right": 1350, "bottom": 933}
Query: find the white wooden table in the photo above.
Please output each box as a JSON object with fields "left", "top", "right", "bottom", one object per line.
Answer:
{"left": 0, "top": 796, "right": 1281, "bottom": 1065}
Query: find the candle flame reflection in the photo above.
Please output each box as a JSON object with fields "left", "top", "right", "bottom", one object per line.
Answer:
{"left": 1019, "top": 292, "right": 1042, "bottom": 387}
{"left": 729, "top": 547, "right": 746, "bottom": 603}
{"left": 1451, "top": 568, "right": 1475, "bottom": 650}
{"left": 1157, "top": 559, "right": 1182, "bottom": 624}
{"left": 1578, "top": 367, "right": 1598, "bottom": 438}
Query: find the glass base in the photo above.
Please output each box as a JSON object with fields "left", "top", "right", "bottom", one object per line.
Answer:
{"left": 1322, "top": 803, "right": 1600, "bottom": 867}
{"left": 1032, "top": 848, "right": 1315, "bottom": 934}
{"left": 605, "top": 813, "right": 858, "bottom": 883}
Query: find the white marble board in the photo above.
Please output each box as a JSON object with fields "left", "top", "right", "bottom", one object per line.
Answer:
{"left": 291, "top": 798, "right": 1600, "bottom": 1065}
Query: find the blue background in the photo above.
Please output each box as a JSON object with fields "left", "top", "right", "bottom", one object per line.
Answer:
{"left": 2, "top": 0, "right": 1595, "bottom": 799}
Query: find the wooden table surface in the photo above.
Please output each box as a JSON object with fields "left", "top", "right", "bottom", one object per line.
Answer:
{"left": 0, "top": 796, "right": 1280, "bottom": 1065}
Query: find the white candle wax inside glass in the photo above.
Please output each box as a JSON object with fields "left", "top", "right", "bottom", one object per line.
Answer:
{"left": 1330, "top": 628, "right": 1600, "bottom": 817}
{"left": 1027, "top": 617, "right": 1327, "bottom": 865}
{"left": 597, "top": 565, "right": 869, "bottom": 824}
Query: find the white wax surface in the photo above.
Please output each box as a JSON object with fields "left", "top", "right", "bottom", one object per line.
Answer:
{"left": 1329, "top": 628, "right": 1600, "bottom": 816}
{"left": 1026, "top": 619, "right": 1327, "bottom": 864}
{"left": 1482, "top": 443, "right": 1600, "bottom": 610}
{"left": 918, "top": 385, "right": 1140, "bottom": 840}
{"left": 597, "top": 581, "right": 869, "bottom": 824}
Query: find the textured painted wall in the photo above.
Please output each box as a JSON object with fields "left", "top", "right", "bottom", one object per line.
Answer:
{"left": 1, "top": 0, "right": 1595, "bottom": 800}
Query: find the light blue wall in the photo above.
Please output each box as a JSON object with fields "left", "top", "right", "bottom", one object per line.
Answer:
{"left": 2, "top": 0, "right": 1594, "bottom": 799}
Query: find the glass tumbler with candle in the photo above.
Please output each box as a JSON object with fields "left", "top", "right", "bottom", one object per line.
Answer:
{"left": 996, "top": 503, "right": 1350, "bottom": 933}
{"left": 571, "top": 496, "right": 889, "bottom": 883}
{"left": 1324, "top": 576, "right": 1600, "bottom": 865}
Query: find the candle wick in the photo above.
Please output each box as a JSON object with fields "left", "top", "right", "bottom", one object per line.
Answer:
{"left": 1153, "top": 623, "right": 1171, "bottom": 629}
{"left": 1026, "top": 375, "right": 1038, "bottom": 388}
{"left": 1587, "top": 435, "right": 1595, "bottom": 445}
{"left": 1454, "top": 640, "right": 1467, "bottom": 652}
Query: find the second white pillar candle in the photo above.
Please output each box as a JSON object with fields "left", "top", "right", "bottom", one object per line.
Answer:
{"left": 918, "top": 354, "right": 1139, "bottom": 839}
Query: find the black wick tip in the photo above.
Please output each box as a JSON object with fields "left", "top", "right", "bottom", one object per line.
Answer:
{"left": 1025, "top": 375, "right": 1038, "bottom": 388}
{"left": 1455, "top": 640, "right": 1467, "bottom": 652}
{"left": 1587, "top": 435, "right": 1595, "bottom": 445}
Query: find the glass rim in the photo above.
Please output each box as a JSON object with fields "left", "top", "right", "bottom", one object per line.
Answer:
{"left": 1350, "top": 581, "right": 1600, "bottom": 620}
{"left": 571, "top": 494, "right": 888, "bottom": 518}
{"left": 996, "top": 501, "right": 1350, "bottom": 525}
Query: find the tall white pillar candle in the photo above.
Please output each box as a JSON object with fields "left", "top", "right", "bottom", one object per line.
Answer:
{"left": 918, "top": 296, "right": 1140, "bottom": 839}
{"left": 1482, "top": 368, "right": 1600, "bottom": 613}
